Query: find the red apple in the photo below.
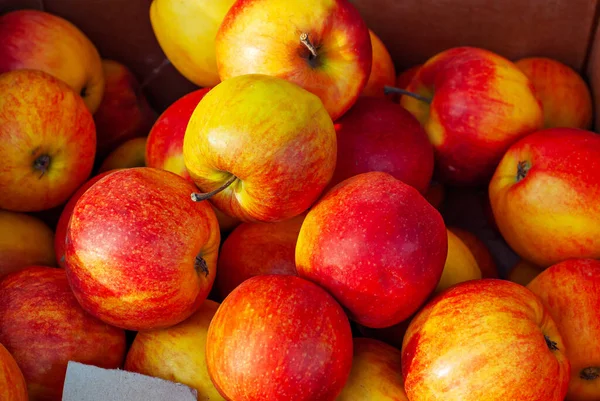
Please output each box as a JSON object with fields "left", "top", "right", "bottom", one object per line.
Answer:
{"left": 296, "top": 171, "right": 448, "bottom": 328}
{"left": 97, "top": 137, "right": 147, "bottom": 173}
{"left": 0, "top": 343, "right": 28, "bottom": 401}
{"left": 424, "top": 180, "right": 445, "bottom": 210}
{"left": 402, "top": 279, "right": 570, "bottom": 400}
{"left": 0, "top": 266, "right": 126, "bottom": 401}
{"left": 0, "top": 69, "right": 96, "bottom": 212}
{"left": 361, "top": 30, "right": 396, "bottom": 99}
{"left": 527, "top": 259, "right": 600, "bottom": 401}
{"left": 215, "top": 0, "right": 372, "bottom": 121}
{"left": 328, "top": 96, "right": 434, "bottom": 194}
{"left": 449, "top": 226, "right": 498, "bottom": 278}
{"left": 64, "top": 167, "right": 221, "bottom": 331}
{"left": 399, "top": 47, "right": 543, "bottom": 186}
{"left": 216, "top": 214, "right": 304, "bottom": 299}
{"left": 206, "top": 274, "right": 353, "bottom": 401}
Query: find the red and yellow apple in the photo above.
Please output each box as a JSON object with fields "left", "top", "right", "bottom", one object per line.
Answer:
{"left": 507, "top": 259, "right": 543, "bottom": 286}
{"left": 449, "top": 226, "right": 498, "bottom": 278}
{"left": 402, "top": 279, "right": 570, "bottom": 400}
{"left": 98, "top": 137, "right": 147, "bottom": 173}
{"left": 64, "top": 167, "right": 221, "bottom": 331}
{"left": 296, "top": 171, "right": 448, "bottom": 329}
{"left": 527, "top": 259, "right": 600, "bottom": 401}
{"left": 215, "top": 0, "right": 372, "bottom": 121}
{"left": 183, "top": 74, "right": 337, "bottom": 223}
{"left": 0, "top": 10, "right": 104, "bottom": 113}
{"left": 435, "top": 229, "right": 481, "bottom": 293}
{"left": 391, "top": 64, "right": 421, "bottom": 103}
{"left": 206, "top": 274, "right": 353, "bottom": 401}
{"left": 0, "top": 266, "right": 126, "bottom": 401}
{"left": 400, "top": 46, "right": 543, "bottom": 186}
{"left": 361, "top": 30, "right": 396, "bottom": 98}
{"left": 0, "top": 69, "right": 96, "bottom": 212}
{"left": 515, "top": 57, "right": 593, "bottom": 130}
{"left": 489, "top": 128, "right": 600, "bottom": 267}
{"left": 0, "top": 343, "right": 28, "bottom": 401}
{"left": 1, "top": 210, "right": 56, "bottom": 277}
{"left": 328, "top": 96, "right": 434, "bottom": 194}
{"left": 124, "top": 300, "right": 225, "bottom": 401}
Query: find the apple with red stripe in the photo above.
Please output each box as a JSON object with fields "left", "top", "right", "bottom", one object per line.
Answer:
{"left": 0, "top": 343, "right": 27, "bottom": 401}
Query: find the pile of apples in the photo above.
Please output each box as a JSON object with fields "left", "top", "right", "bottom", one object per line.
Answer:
{"left": 1, "top": 0, "right": 600, "bottom": 401}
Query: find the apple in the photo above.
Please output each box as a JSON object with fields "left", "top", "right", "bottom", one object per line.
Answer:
{"left": 489, "top": 128, "right": 600, "bottom": 267}
{"left": 183, "top": 74, "right": 337, "bottom": 223}
{"left": 527, "top": 259, "right": 600, "bottom": 401}
{"left": 435, "top": 229, "right": 481, "bottom": 293}
{"left": 216, "top": 214, "right": 304, "bottom": 299}
{"left": 402, "top": 279, "right": 570, "bottom": 400}
{"left": 507, "top": 259, "right": 543, "bottom": 286}
{"left": 336, "top": 338, "right": 408, "bottom": 401}
{"left": 94, "top": 59, "right": 156, "bottom": 159}
{"left": 98, "top": 137, "right": 147, "bottom": 173}
{"left": 206, "top": 274, "right": 353, "bottom": 401}
{"left": 215, "top": 0, "right": 372, "bottom": 121}
{"left": 0, "top": 343, "right": 28, "bottom": 401}
{"left": 124, "top": 300, "right": 225, "bottom": 401}
{"left": 515, "top": 57, "right": 593, "bottom": 130}
{"left": 449, "top": 226, "right": 498, "bottom": 278}
{"left": 0, "top": 10, "right": 104, "bottom": 113}
{"left": 295, "top": 171, "right": 448, "bottom": 329}
{"left": 356, "top": 316, "right": 413, "bottom": 351}
{"left": 327, "top": 96, "right": 434, "bottom": 194}
{"left": 391, "top": 64, "right": 421, "bottom": 103}
{"left": 397, "top": 46, "right": 543, "bottom": 186}
{"left": 1, "top": 210, "right": 56, "bottom": 277}
{"left": 424, "top": 180, "right": 445, "bottom": 210}
{"left": 361, "top": 30, "right": 396, "bottom": 99}
{"left": 64, "top": 167, "right": 221, "bottom": 331}
{"left": 0, "top": 69, "right": 96, "bottom": 212}
{"left": 0, "top": 266, "right": 126, "bottom": 401}
{"left": 150, "top": 0, "right": 236, "bottom": 87}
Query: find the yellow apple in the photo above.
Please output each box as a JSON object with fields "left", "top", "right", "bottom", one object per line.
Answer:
{"left": 435, "top": 229, "right": 481, "bottom": 293}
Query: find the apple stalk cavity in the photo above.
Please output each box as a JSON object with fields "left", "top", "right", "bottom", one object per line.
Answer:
{"left": 517, "top": 160, "right": 530, "bottom": 181}
{"left": 384, "top": 85, "right": 432, "bottom": 104}
{"left": 33, "top": 154, "right": 51, "bottom": 177}
{"left": 191, "top": 174, "right": 237, "bottom": 202}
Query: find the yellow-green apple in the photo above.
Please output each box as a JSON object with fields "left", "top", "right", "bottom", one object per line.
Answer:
{"left": 0, "top": 266, "right": 126, "bottom": 401}
{"left": 183, "top": 74, "right": 337, "bottom": 223}
{"left": 527, "top": 259, "right": 600, "bottom": 401}
{"left": 435, "top": 229, "right": 481, "bottom": 293}
{"left": 0, "top": 210, "right": 56, "bottom": 277}
{"left": 391, "top": 64, "right": 421, "bottom": 103}
{"left": 515, "top": 57, "right": 593, "bottom": 130}
{"left": 124, "top": 300, "right": 225, "bottom": 401}
{"left": 206, "top": 274, "right": 353, "bottom": 401}
{"left": 295, "top": 171, "right": 448, "bottom": 328}
{"left": 361, "top": 30, "right": 396, "bottom": 99}
{"left": 216, "top": 214, "right": 304, "bottom": 299}
{"left": 402, "top": 279, "right": 570, "bottom": 400}
{"left": 150, "top": 0, "right": 236, "bottom": 87}
{"left": 0, "top": 343, "right": 28, "bottom": 401}
{"left": 327, "top": 97, "right": 434, "bottom": 194}
{"left": 489, "top": 128, "right": 600, "bottom": 267}
{"left": 449, "top": 226, "right": 498, "bottom": 278}
{"left": 336, "top": 337, "right": 408, "bottom": 401}
{"left": 145, "top": 87, "right": 241, "bottom": 233}
{"left": 396, "top": 46, "right": 543, "bottom": 186}
{"left": 0, "top": 69, "right": 96, "bottom": 212}
{"left": 94, "top": 59, "right": 156, "bottom": 159}
{"left": 424, "top": 180, "right": 445, "bottom": 210}
{"left": 64, "top": 167, "right": 220, "bottom": 331}
{"left": 0, "top": 10, "right": 104, "bottom": 113}
{"left": 98, "top": 137, "right": 147, "bottom": 173}
{"left": 215, "top": 0, "right": 372, "bottom": 121}
{"left": 507, "top": 259, "right": 543, "bottom": 286}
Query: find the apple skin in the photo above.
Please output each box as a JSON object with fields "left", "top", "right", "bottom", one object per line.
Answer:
{"left": 0, "top": 266, "right": 126, "bottom": 401}
{"left": 527, "top": 259, "right": 600, "bottom": 401}
{"left": 449, "top": 226, "right": 498, "bottom": 278}
{"left": 435, "top": 229, "right": 481, "bottom": 294}
{"left": 206, "top": 274, "right": 353, "bottom": 401}
{"left": 400, "top": 46, "right": 543, "bottom": 186}
{"left": 295, "top": 171, "right": 448, "bottom": 329}
{"left": 124, "top": 300, "right": 225, "bottom": 401}
{"left": 357, "top": 316, "right": 413, "bottom": 351}
{"left": 489, "top": 128, "right": 600, "bottom": 267}
{"left": 216, "top": 214, "right": 304, "bottom": 299}
{"left": 64, "top": 167, "right": 221, "bottom": 331}
{"left": 98, "top": 137, "right": 147, "bottom": 173}
{"left": 215, "top": 0, "right": 372, "bottom": 121}
{"left": 94, "top": 59, "right": 156, "bottom": 159}
{"left": 515, "top": 57, "right": 593, "bottom": 130}
{"left": 0, "top": 69, "right": 96, "bottom": 212}
{"left": 402, "top": 279, "right": 570, "bottom": 401}
{"left": 424, "top": 180, "right": 445, "bottom": 210}
{"left": 0, "top": 343, "right": 28, "bottom": 401}
{"left": 507, "top": 259, "right": 543, "bottom": 286}
{"left": 328, "top": 96, "right": 434, "bottom": 194}
{"left": 0, "top": 10, "right": 104, "bottom": 113}
{"left": 0, "top": 210, "right": 56, "bottom": 277}
{"left": 336, "top": 337, "right": 408, "bottom": 401}
{"left": 361, "top": 30, "right": 396, "bottom": 99}
{"left": 183, "top": 74, "right": 337, "bottom": 223}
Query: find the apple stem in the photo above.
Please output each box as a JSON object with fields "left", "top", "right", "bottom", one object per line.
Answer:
{"left": 580, "top": 367, "right": 599, "bottom": 381}
{"left": 384, "top": 86, "right": 432, "bottom": 104}
{"left": 300, "top": 33, "right": 318, "bottom": 59}
{"left": 191, "top": 175, "right": 237, "bottom": 202}
{"left": 195, "top": 255, "right": 209, "bottom": 278}
{"left": 33, "top": 154, "right": 51, "bottom": 178}
{"left": 544, "top": 335, "right": 559, "bottom": 351}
